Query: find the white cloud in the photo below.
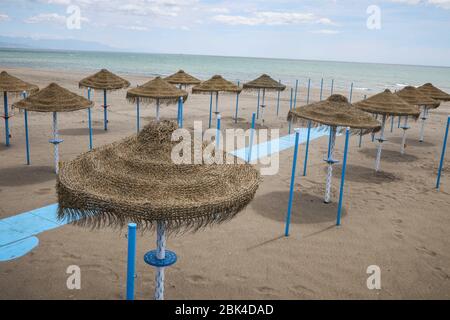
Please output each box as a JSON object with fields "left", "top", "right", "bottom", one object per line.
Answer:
{"left": 118, "top": 25, "right": 148, "bottom": 31}
{"left": 310, "top": 29, "right": 340, "bottom": 34}
{"left": 0, "top": 13, "right": 10, "bottom": 22}
{"left": 388, "top": 0, "right": 450, "bottom": 9}
{"left": 212, "top": 11, "right": 336, "bottom": 26}
{"left": 24, "top": 12, "right": 89, "bottom": 24}
{"left": 25, "top": 13, "right": 68, "bottom": 24}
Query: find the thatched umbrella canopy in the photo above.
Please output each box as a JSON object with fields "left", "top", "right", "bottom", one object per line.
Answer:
{"left": 79, "top": 69, "right": 130, "bottom": 91}
{"left": 13, "top": 83, "right": 93, "bottom": 173}
{"left": 417, "top": 83, "right": 450, "bottom": 102}
{"left": 0, "top": 71, "right": 39, "bottom": 94}
{"left": 243, "top": 74, "right": 286, "bottom": 124}
{"left": 192, "top": 75, "right": 241, "bottom": 94}
{"left": 192, "top": 75, "right": 242, "bottom": 127}
{"left": 395, "top": 86, "right": 440, "bottom": 108}
{"left": 355, "top": 89, "right": 420, "bottom": 117}
{"left": 57, "top": 120, "right": 260, "bottom": 299}
{"left": 164, "top": 70, "right": 201, "bottom": 87}
{"left": 79, "top": 69, "right": 130, "bottom": 131}
{"left": 355, "top": 89, "right": 420, "bottom": 170}
{"left": 396, "top": 86, "right": 440, "bottom": 143}
{"left": 243, "top": 74, "right": 286, "bottom": 91}
{"left": 288, "top": 94, "right": 380, "bottom": 203}
{"left": 1, "top": 71, "right": 39, "bottom": 146}
{"left": 127, "top": 77, "right": 188, "bottom": 127}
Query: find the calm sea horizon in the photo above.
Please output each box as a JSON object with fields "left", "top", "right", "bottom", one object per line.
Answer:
{"left": 1, "top": 47, "right": 449, "bottom": 93}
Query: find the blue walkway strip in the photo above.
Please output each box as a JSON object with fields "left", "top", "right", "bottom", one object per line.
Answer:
{"left": 1, "top": 128, "right": 329, "bottom": 262}
{"left": 230, "top": 127, "right": 328, "bottom": 162}
{"left": 0, "top": 204, "right": 76, "bottom": 261}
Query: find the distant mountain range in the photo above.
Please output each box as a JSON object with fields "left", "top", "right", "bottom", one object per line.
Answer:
{"left": 0, "top": 35, "right": 115, "bottom": 51}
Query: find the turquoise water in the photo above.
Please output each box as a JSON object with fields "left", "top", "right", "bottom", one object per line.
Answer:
{"left": 1, "top": 48, "right": 449, "bottom": 93}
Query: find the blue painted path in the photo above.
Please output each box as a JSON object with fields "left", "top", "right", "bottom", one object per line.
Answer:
{"left": 0, "top": 204, "right": 77, "bottom": 261}
{"left": 230, "top": 127, "right": 328, "bottom": 162}
{"left": 0, "top": 128, "right": 329, "bottom": 262}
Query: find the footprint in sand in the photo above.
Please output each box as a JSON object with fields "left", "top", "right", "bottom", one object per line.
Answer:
{"left": 289, "top": 284, "right": 315, "bottom": 295}
{"left": 34, "top": 188, "right": 52, "bottom": 195}
{"left": 416, "top": 246, "right": 437, "bottom": 257}
{"left": 82, "top": 264, "right": 120, "bottom": 282}
{"left": 186, "top": 274, "right": 210, "bottom": 285}
{"left": 254, "top": 286, "right": 276, "bottom": 295}
{"left": 433, "top": 267, "right": 449, "bottom": 280}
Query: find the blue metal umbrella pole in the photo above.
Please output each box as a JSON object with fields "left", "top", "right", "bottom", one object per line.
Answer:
{"left": 284, "top": 129, "right": 301, "bottom": 237}
{"left": 307, "top": 79, "right": 311, "bottom": 104}
{"left": 22, "top": 91, "right": 30, "bottom": 165}
{"left": 436, "top": 116, "right": 450, "bottom": 190}
{"left": 3, "top": 91, "right": 10, "bottom": 146}
{"left": 247, "top": 112, "right": 256, "bottom": 163}
{"left": 375, "top": 115, "right": 387, "bottom": 172}
{"left": 358, "top": 130, "right": 363, "bottom": 148}
{"left": 276, "top": 80, "right": 281, "bottom": 116}
{"left": 288, "top": 88, "right": 293, "bottom": 134}
{"left": 103, "top": 89, "right": 108, "bottom": 131}
{"left": 126, "top": 223, "right": 137, "bottom": 300}
{"left": 336, "top": 127, "right": 350, "bottom": 226}
{"left": 390, "top": 115, "right": 394, "bottom": 133}
{"left": 208, "top": 92, "right": 213, "bottom": 129}
{"left": 293, "top": 79, "right": 298, "bottom": 108}
{"left": 87, "top": 88, "right": 93, "bottom": 150}
{"left": 234, "top": 81, "right": 240, "bottom": 124}
{"left": 136, "top": 97, "right": 140, "bottom": 133}
{"left": 144, "top": 221, "right": 177, "bottom": 300}
{"left": 303, "top": 121, "right": 311, "bottom": 176}
{"left": 216, "top": 114, "right": 221, "bottom": 156}
{"left": 179, "top": 96, "right": 184, "bottom": 128}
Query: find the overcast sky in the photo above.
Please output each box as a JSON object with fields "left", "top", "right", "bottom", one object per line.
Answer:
{"left": 0, "top": 0, "right": 450, "bottom": 66}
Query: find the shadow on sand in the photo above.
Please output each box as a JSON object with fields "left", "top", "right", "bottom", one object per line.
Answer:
{"left": 252, "top": 191, "right": 347, "bottom": 225}
{"left": 358, "top": 147, "right": 418, "bottom": 163}
{"left": 59, "top": 128, "right": 108, "bottom": 136}
{"left": 326, "top": 164, "right": 401, "bottom": 184}
{"left": 389, "top": 136, "right": 435, "bottom": 147}
{"left": 0, "top": 165, "right": 55, "bottom": 186}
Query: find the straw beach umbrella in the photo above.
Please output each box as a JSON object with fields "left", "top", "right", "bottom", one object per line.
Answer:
{"left": 126, "top": 77, "right": 188, "bottom": 132}
{"left": 13, "top": 83, "right": 93, "bottom": 173}
{"left": 288, "top": 94, "right": 380, "bottom": 203}
{"left": 395, "top": 86, "right": 439, "bottom": 143}
{"left": 79, "top": 69, "right": 130, "bottom": 131}
{"left": 243, "top": 74, "right": 286, "bottom": 124}
{"left": 192, "top": 75, "right": 242, "bottom": 128}
{"left": 57, "top": 120, "right": 260, "bottom": 300}
{"left": 164, "top": 70, "right": 200, "bottom": 127}
{"left": 164, "top": 70, "right": 201, "bottom": 88}
{"left": 417, "top": 83, "right": 450, "bottom": 102}
{"left": 0, "top": 71, "right": 38, "bottom": 146}
{"left": 355, "top": 89, "right": 420, "bottom": 171}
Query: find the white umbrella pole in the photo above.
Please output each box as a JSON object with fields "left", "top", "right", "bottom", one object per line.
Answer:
{"left": 400, "top": 116, "right": 409, "bottom": 155}
{"left": 260, "top": 88, "right": 266, "bottom": 125}
{"left": 325, "top": 127, "right": 337, "bottom": 203}
{"left": 50, "top": 111, "right": 62, "bottom": 174}
{"left": 375, "top": 115, "right": 386, "bottom": 172}
{"left": 419, "top": 106, "right": 428, "bottom": 142}
{"left": 154, "top": 221, "right": 166, "bottom": 300}
{"left": 156, "top": 99, "right": 160, "bottom": 122}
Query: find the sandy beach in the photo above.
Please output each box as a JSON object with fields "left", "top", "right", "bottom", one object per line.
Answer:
{"left": 0, "top": 66, "right": 449, "bottom": 299}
